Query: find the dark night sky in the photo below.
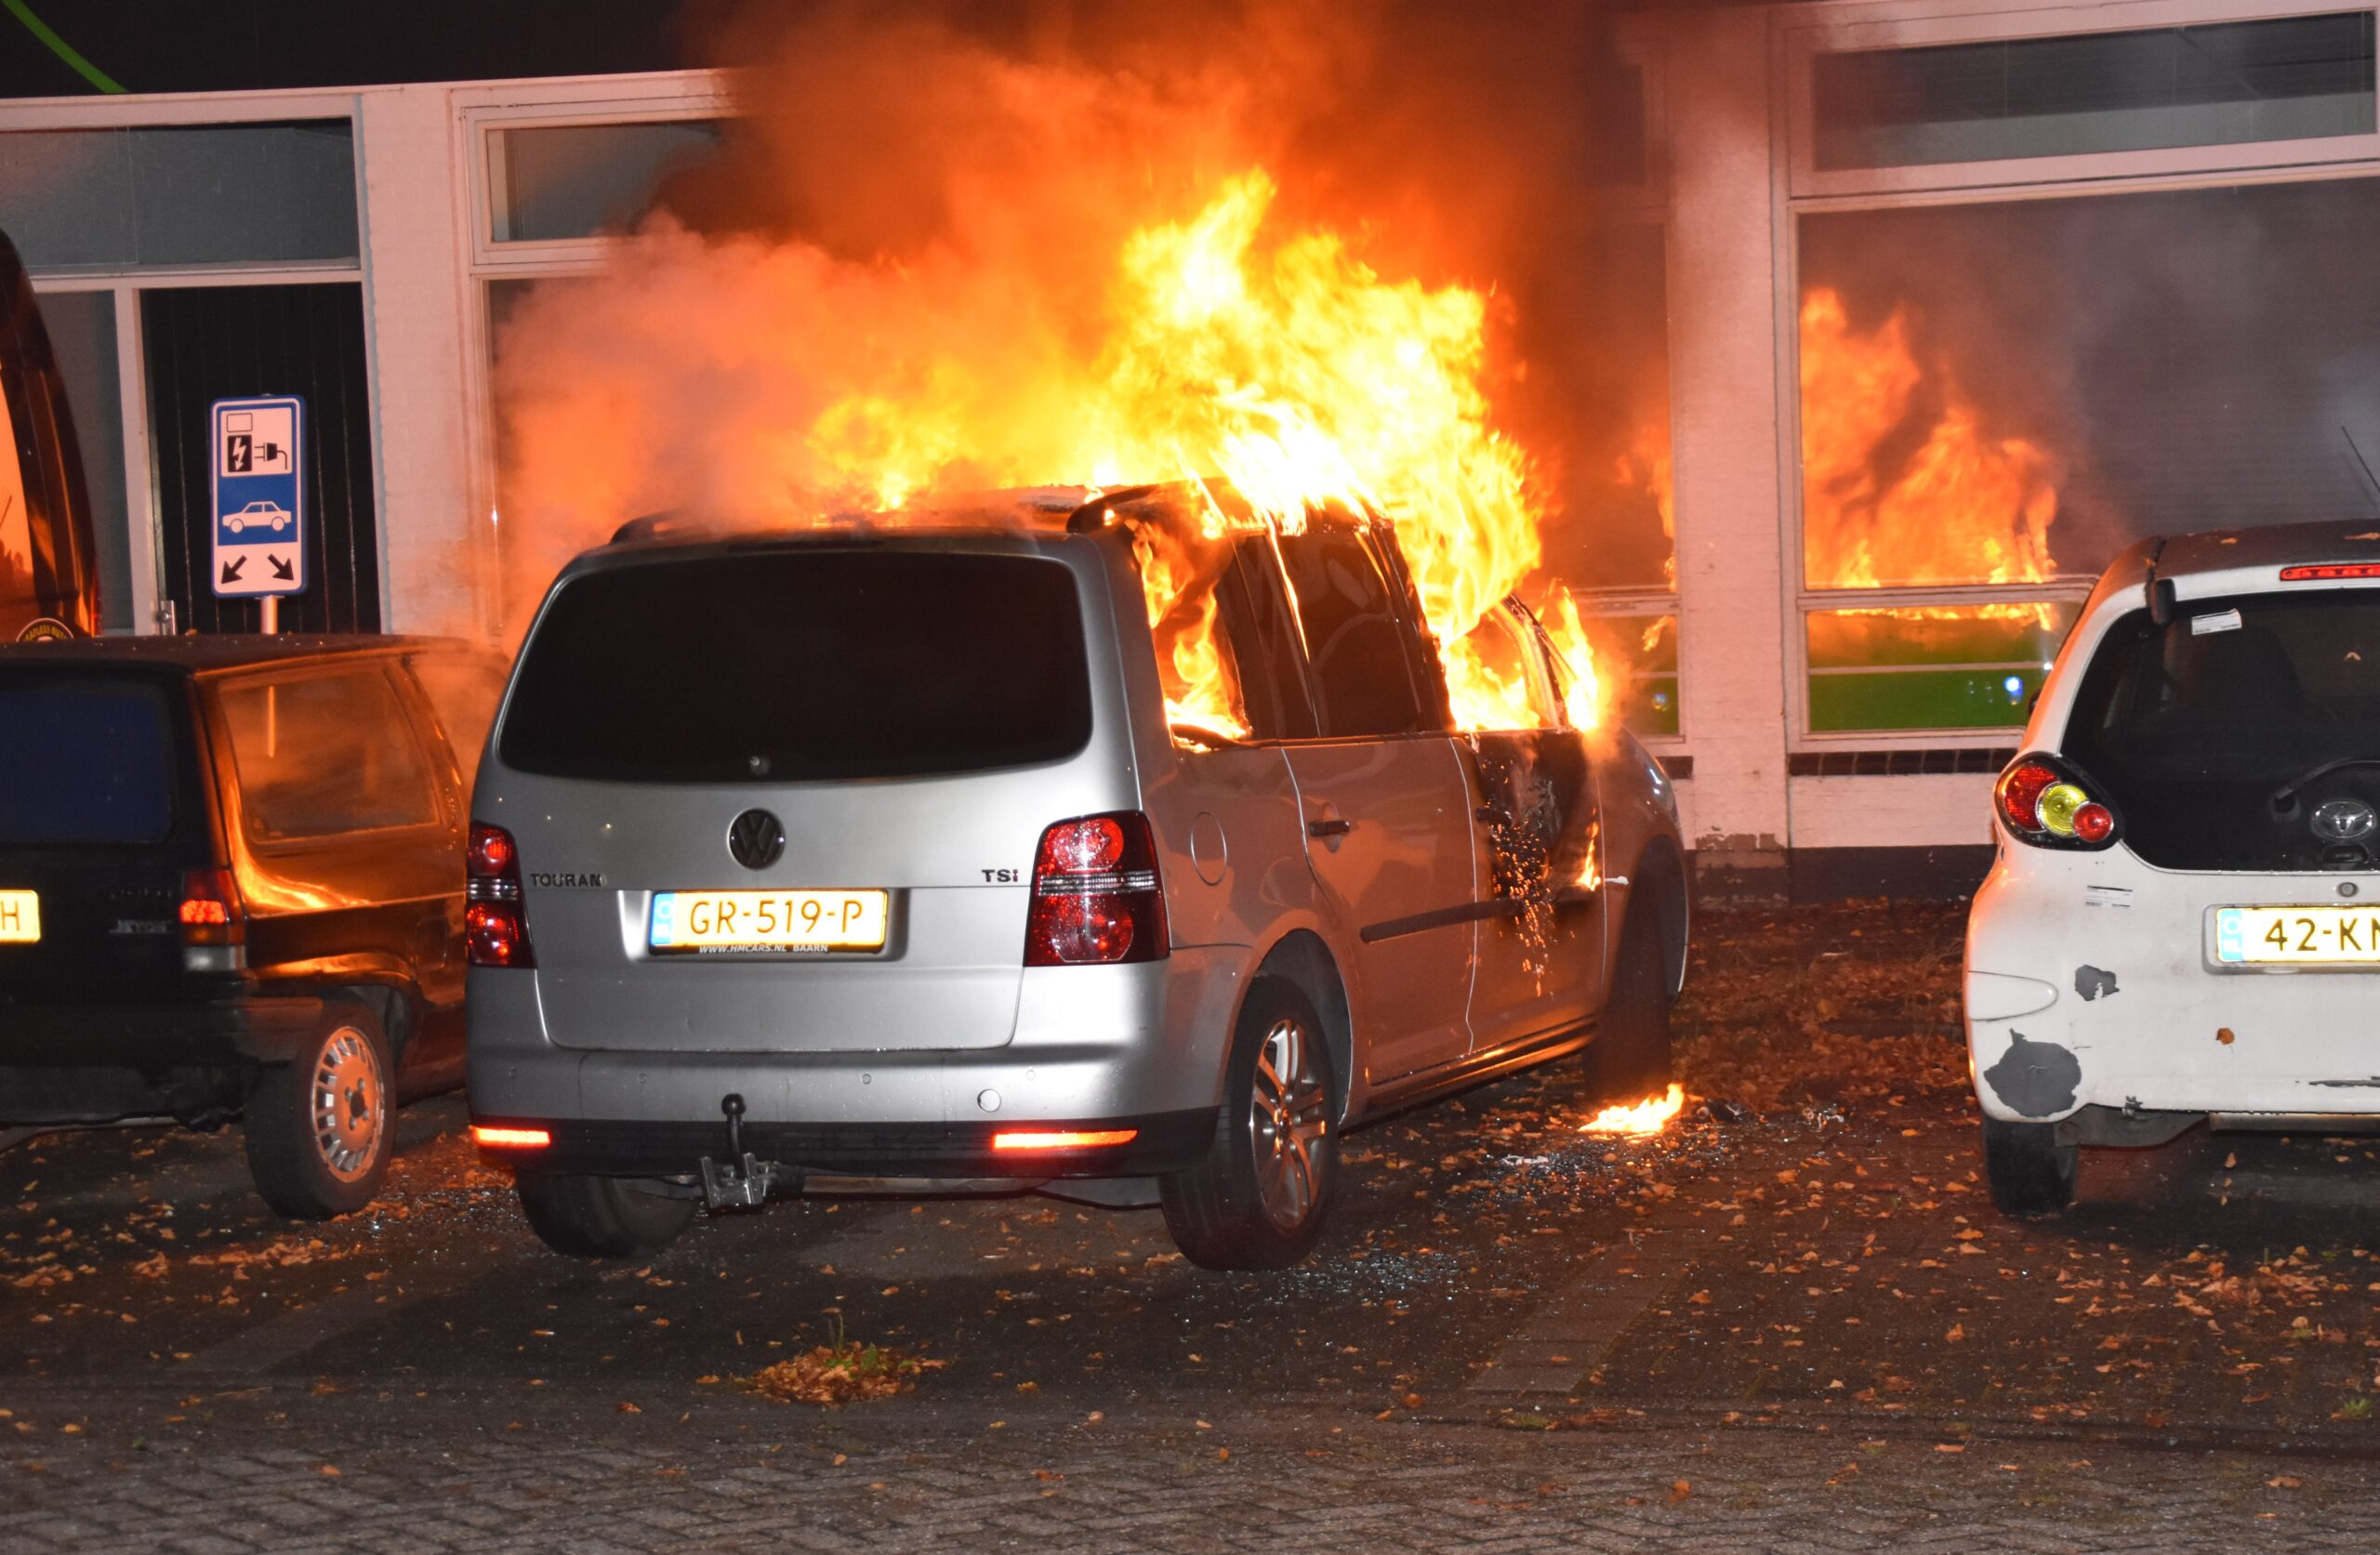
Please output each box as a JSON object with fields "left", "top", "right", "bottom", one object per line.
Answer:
{"left": 0, "top": 2, "right": 737, "bottom": 98}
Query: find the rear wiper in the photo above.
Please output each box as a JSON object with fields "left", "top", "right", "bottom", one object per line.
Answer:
{"left": 2270, "top": 756, "right": 2380, "bottom": 813}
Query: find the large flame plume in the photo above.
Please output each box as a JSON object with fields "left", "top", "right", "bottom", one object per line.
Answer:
{"left": 493, "top": 5, "right": 1639, "bottom": 740}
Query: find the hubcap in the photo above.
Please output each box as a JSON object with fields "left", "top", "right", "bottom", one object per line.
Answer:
{"left": 310, "top": 1026, "right": 385, "bottom": 1182}
{"left": 1247, "top": 1016, "right": 1329, "bottom": 1232}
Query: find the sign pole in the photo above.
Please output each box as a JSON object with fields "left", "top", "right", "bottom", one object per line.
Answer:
{"left": 260, "top": 597, "right": 278, "bottom": 635}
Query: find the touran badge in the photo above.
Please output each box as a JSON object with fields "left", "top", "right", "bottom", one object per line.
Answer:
{"left": 2310, "top": 798, "right": 2378, "bottom": 845}
{"left": 727, "top": 808, "right": 787, "bottom": 870}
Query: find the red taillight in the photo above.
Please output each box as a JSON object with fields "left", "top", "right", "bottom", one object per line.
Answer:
{"left": 178, "top": 868, "right": 245, "bottom": 944}
{"left": 467, "top": 823, "right": 534, "bottom": 968}
{"left": 1024, "top": 811, "right": 1168, "bottom": 967}
{"left": 2281, "top": 563, "right": 2380, "bottom": 581}
{"left": 469, "top": 824, "right": 516, "bottom": 876}
{"left": 1994, "top": 754, "right": 2121, "bottom": 850}
{"left": 470, "top": 1124, "right": 550, "bottom": 1150}
{"left": 1996, "top": 761, "right": 2057, "bottom": 836}
{"left": 991, "top": 1128, "right": 1139, "bottom": 1152}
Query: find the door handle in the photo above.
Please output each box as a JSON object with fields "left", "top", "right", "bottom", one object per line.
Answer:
{"left": 1306, "top": 818, "right": 1354, "bottom": 839}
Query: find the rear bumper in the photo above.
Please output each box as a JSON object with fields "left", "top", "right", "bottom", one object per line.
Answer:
{"left": 0, "top": 995, "right": 324, "bottom": 1068}
{"left": 1968, "top": 850, "right": 2380, "bottom": 1122}
{"left": 471, "top": 1108, "right": 1216, "bottom": 1179}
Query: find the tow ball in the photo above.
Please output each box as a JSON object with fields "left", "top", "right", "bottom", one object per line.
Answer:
{"left": 698, "top": 1092, "right": 789, "bottom": 1209}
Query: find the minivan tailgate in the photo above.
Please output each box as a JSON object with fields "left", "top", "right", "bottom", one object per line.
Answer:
{"left": 529, "top": 880, "right": 1028, "bottom": 1052}
{"left": 485, "top": 541, "right": 1130, "bottom": 1056}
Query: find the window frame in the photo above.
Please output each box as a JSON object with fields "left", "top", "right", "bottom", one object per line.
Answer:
{"left": 1778, "top": 1, "right": 2380, "bottom": 749}
{"left": 460, "top": 86, "right": 733, "bottom": 273}
{"left": 1782, "top": 0, "right": 2380, "bottom": 202}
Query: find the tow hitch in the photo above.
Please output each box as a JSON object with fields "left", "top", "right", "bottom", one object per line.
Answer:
{"left": 698, "top": 1093, "right": 792, "bottom": 1209}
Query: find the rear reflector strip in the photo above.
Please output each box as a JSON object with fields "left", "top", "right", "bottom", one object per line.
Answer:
{"left": 990, "top": 1128, "right": 1140, "bottom": 1152}
{"left": 2281, "top": 563, "right": 2380, "bottom": 581}
{"left": 470, "top": 1125, "right": 551, "bottom": 1149}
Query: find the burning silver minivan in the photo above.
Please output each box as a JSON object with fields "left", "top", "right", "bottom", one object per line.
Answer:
{"left": 465, "top": 487, "right": 1687, "bottom": 1269}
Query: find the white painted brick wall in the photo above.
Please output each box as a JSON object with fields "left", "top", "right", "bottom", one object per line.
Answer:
{"left": 357, "top": 85, "right": 485, "bottom": 638}
{"left": 1661, "top": 8, "right": 1792, "bottom": 859}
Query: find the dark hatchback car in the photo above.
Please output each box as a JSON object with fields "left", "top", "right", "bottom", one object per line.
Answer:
{"left": 0, "top": 636, "right": 502, "bottom": 1217}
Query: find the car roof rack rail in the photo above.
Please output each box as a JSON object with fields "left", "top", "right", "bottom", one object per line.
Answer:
{"left": 609, "top": 509, "right": 700, "bottom": 546}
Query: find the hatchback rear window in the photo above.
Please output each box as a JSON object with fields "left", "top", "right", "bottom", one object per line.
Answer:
{"left": 500, "top": 549, "right": 1093, "bottom": 783}
{"left": 0, "top": 678, "right": 175, "bottom": 844}
{"left": 2064, "top": 589, "right": 2380, "bottom": 869}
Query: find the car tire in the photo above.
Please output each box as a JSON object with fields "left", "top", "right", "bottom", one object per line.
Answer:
{"left": 1591, "top": 896, "right": 1673, "bottom": 1102}
{"left": 1980, "top": 1117, "right": 2078, "bottom": 1216}
{"left": 244, "top": 999, "right": 394, "bottom": 1219}
{"left": 1161, "top": 978, "right": 1339, "bottom": 1272}
{"left": 516, "top": 1172, "right": 698, "bottom": 1258}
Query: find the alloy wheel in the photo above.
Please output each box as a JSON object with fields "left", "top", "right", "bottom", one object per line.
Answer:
{"left": 1247, "top": 1016, "right": 1329, "bottom": 1231}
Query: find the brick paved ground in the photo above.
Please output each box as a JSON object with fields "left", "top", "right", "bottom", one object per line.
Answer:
{"left": 1, "top": 1385, "right": 2373, "bottom": 1552}
{"left": 10, "top": 903, "right": 2380, "bottom": 1548}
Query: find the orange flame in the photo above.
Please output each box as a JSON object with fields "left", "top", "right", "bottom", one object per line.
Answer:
{"left": 1799, "top": 287, "right": 2056, "bottom": 627}
{"left": 1580, "top": 1082, "right": 1686, "bottom": 1137}
{"left": 504, "top": 165, "right": 1607, "bottom": 740}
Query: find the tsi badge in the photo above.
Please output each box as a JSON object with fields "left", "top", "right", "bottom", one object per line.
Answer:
{"left": 209, "top": 396, "right": 306, "bottom": 603}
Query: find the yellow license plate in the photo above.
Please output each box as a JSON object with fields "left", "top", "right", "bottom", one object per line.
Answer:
{"left": 2215, "top": 905, "right": 2380, "bottom": 965}
{"left": 0, "top": 890, "right": 36, "bottom": 944}
{"left": 649, "top": 890, "right": 887, "bottom": 954}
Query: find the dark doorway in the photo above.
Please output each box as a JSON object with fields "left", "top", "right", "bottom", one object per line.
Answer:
{"left": 142, "top": 282, "right": 379, "bottom": 633}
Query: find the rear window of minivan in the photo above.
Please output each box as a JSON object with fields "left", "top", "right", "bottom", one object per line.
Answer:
{"left": 499, "top": 549, "right": 1093, "bottom": 783}
{"left": 0, "top": 676, "right": 176, "bottom": 844}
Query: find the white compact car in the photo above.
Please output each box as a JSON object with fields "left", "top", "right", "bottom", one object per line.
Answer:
{"left": 1968, "top": 520, "right": 2380, "bottom": 1215}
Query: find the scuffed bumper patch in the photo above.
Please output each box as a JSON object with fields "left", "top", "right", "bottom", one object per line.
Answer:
{"left": 1981, "top": 1031, "right": 2082, "bottom": 1118}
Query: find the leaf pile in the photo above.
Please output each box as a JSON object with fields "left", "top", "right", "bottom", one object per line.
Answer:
{"left": 743, "top": 1339, "right": 945, "bottom": 1405}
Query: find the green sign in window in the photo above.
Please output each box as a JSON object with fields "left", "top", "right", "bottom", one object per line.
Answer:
{"left": 1806, "top": 604, "right": 2072, "bottom": 732}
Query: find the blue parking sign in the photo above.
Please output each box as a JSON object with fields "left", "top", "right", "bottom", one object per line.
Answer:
{"left": 210, "top": 396, "right": 305, "bottom": 599}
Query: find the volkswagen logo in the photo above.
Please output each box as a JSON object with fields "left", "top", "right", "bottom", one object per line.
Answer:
{"left": 727, "top": 808, "right": 786, "bottom": 870}
{"left": 2311, "top": 798, "right": 2378, "bottom": 845}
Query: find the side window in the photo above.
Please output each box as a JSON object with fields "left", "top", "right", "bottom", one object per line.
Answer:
{"left": 1212, "top": 540, "right": 1318, "bottom": 741}
{"left": 1277, "top": 529, "right": 1435, "bottom": 738}
{"left": 1460, "top": 600, "right": 1562, "bottom": 731}
{"left": 218, "top": 666, "right": 438, "bottom": 842}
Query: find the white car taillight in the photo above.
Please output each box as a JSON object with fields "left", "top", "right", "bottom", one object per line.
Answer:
{"left": 1996, "top": 754, "right": 2120, "bottom": 850}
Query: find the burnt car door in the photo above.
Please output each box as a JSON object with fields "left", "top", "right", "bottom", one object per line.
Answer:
{"left": 1269, "top": 524, "right": 1479, "bottom": 1084}
{"left": 206, "top": 660, "right": 461, "bottom": 1082}
{"left": 1458, "top": 600, "right": 1605, "bottom": 1054}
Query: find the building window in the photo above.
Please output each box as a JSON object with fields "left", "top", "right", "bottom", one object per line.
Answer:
{"left": 486, "top": 120, "right": 722, "bottom": 244}
{"left": 1806, "top": 605, "right": 2072, "bottom": 732}
{"left": 1814, "top": 12, "right": 2376, "bottom": 171}
{"left": 1797, "top": 175, "right": 2380, "bottom": 736}
{"left": 0, "top": 123, "right": 358, "bottom": 271}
